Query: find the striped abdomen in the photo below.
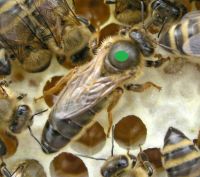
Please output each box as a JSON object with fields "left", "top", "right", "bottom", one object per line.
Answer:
{"left": 162, "top": 127, "right": 200, "bottom": 177}
{"left": 41, "top": 100, "right": 106, "bottom": 153}
{"left": 159, "top": 18, "right": 200, "bottom": 55}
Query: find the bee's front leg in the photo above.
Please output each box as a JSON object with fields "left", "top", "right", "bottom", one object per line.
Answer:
{"left": 106, "top": 87, "right": 124, "bottom": 137}
{"left": 138, "top": 146, "right": 154, "bottom": 176}
{"left": 34, "top": 69, "right": 76, "bottom": 101}
{"left": 124, "top": 82, "right": 161, "bottom": 92}
{"left": 145, "top": 57, "right": 170, "bottom": 68}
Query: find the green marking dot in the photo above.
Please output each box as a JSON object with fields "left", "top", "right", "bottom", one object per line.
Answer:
{"left": 114, "top": 50, "right": 129, "bottom": 62}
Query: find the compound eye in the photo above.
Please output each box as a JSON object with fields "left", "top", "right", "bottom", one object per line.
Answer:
{"left": 108, "top": 40, "right": 140, "bottom": 70}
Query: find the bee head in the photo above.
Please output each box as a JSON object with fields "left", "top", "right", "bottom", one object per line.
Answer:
{"left": 101, "top": 155, "right": 130, "bottom": 177}
{"left": 9, "top": 105, "right": 32, "bottom": 134}
{"left": 104, "top": 40, "right": 141, "bottom": 73}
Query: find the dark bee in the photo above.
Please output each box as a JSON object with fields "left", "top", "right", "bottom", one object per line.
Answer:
{"left": 162, "top": 127, "right": 200, "bottom": 177}
{"left": 159, "top": 10, "right": 200, "bottom": 58}
{"left": 39, "top": 27, "right": 167, "bottom": 154}
{"left": 0, "top": 0, "right": 94, "bottom": 74}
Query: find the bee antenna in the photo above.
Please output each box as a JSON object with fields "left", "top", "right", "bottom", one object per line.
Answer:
{"left": 111, "top": 125, "right": 115, "bottom": 157}
{"left": 75, "top": 154, "right": 106, "bottom": 161}
{"left": 28, "top": 126, "right": 49, "bottom": 153}
{"left": 140, "top": 0, "right": 145, "bottom": 30}
{"left": 11, "top": 164, "right": 25, "bottom": 177}
{"left": 157, "top": 17, "right": 168, "bottom": 38}
{"left": 30, "top": 109, "right": 48, "bottom": 121}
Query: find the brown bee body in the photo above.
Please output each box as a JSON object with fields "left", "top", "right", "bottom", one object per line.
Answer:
{"left": 159, "top": 11, "right": 200, "bottom": 57}
{"left": 162, "top": 127, "right": 200, "bottom": 177}
{"left": 0, "top": 0, "right": 93, "bottom": 74}
{"left": 40, "top": 25, "right": 165, "bottom": 154}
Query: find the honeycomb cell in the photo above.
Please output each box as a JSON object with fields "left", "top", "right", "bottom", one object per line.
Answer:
{"left": 74, "top": 0, "right": 110, "bottom": 26}
{"left": 144, "top": 148, "right": 163, "bottom": 169}
{"left": 0, "top": 130, "right": 18, "bottom": 158}
{"left": 99, "top": 23, "right": 120, "bottom": 42}
{"left": 41, "top": 76, "right": 63, "bottom": 107}
{"left": 113, "top": 0, "right": 148, "bottom": 25}
{"left": 73, "top": 122, "right": 106, "bottom": 155}
{"left": 114, "top": 115, "right": 147, "bottom": 149}
{"left": 50, "top": 152, "right": 89, "bottom": 177}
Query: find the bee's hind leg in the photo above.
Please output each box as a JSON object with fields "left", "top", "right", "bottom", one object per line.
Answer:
{"left": 106, "top": 87, "right": 123, "bottom": 137}
{"left": 124, "top": 82, "right": 161, "bottom": 92}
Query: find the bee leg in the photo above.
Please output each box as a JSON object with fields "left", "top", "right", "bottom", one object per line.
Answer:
{"left": 0, "top": 158, "right": 12, "bottom": 177}
{"left": 89, "top": 25, "right": 101, "bottom": 54}
{"left": 145, "top": 57, "right": 170, "bottom": 68}
{"left": 34, "top": 69, "right": 75, "bottom": 101}
{"left": 124, "top": 82, "right": 161, "bottom": 92}
{"left": 106, "top": 87, "right": 124, "bottom": 137}
{"left": 197, "top": 130, "right": 200, "bottom": 149}
{"left": 138, "top": 146, "right": 154, "bottom": 176}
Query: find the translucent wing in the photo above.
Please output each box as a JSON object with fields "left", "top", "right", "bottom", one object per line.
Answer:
{"left": 183, "top": 34, "right": 200, "bottom": 57}
{"left": 52, "top": 50, "right": 130, "bottom": 120}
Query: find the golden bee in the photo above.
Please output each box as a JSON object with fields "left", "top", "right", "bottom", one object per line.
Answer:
{"left": 39, "top": 27, "right": 168, "bottom": 154}
{"left": 0, "top": 0, "right": 94, "bottom": 74}
{"left": 159, "top": 10, "right": 200, "bottom": 59}
{"left": 161, "top": 127, "right": 200, "bottom": 177}
{"left": 101, "top": 148, "right": 154, "bottom": 177}
{"left": 105, "top": 0, "right": 148, "bottom": 26}
{"left": 0, "top": 159, "right": 46, "bottom": 177}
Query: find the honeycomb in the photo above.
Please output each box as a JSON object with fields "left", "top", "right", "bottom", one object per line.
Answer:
{"left": 0, "top": 0, "right": 200, "bottom": 177}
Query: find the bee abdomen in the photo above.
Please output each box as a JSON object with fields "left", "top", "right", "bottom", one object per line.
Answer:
{"left": 162, "top": 127, "right": 200, "bottom": 177}
{"left": 159, "top": 18, "right": 200, "bottom": 56}
{"left": 166, "top": 157, "right": 200, "bottom": 177}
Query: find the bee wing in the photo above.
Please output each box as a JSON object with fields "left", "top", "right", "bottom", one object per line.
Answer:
{"left": 52, "top": 50, "right": 128, "bottom": 119}
{"left": 181, "top": 10, "right": 200, "bottom": 21}
{"left": 183, "top": 34, "right": 200, "bottom": 57}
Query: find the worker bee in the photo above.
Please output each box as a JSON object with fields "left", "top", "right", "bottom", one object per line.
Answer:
{"left": 101, "top": 148, "right": 154, "bottom": 177}
{"left": 105, "top": 0, "right": 148, "bottom": 26}
{"left": 40, "top": 26, "right": 168, "bottom": 154}
{"left": 159, "top": 10, "right": 200, "bottom": 59}
{"left": 0, "top": 0, "right": 94, "bottom": 75}
{"left": 161, "top": 127, "right": 200, "bottom": 177}
{"left": 0, "top": 85, "right": 47, "bottom": 157}
{"left": 0, "top": 159, "right": 46, "bottom": 177}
